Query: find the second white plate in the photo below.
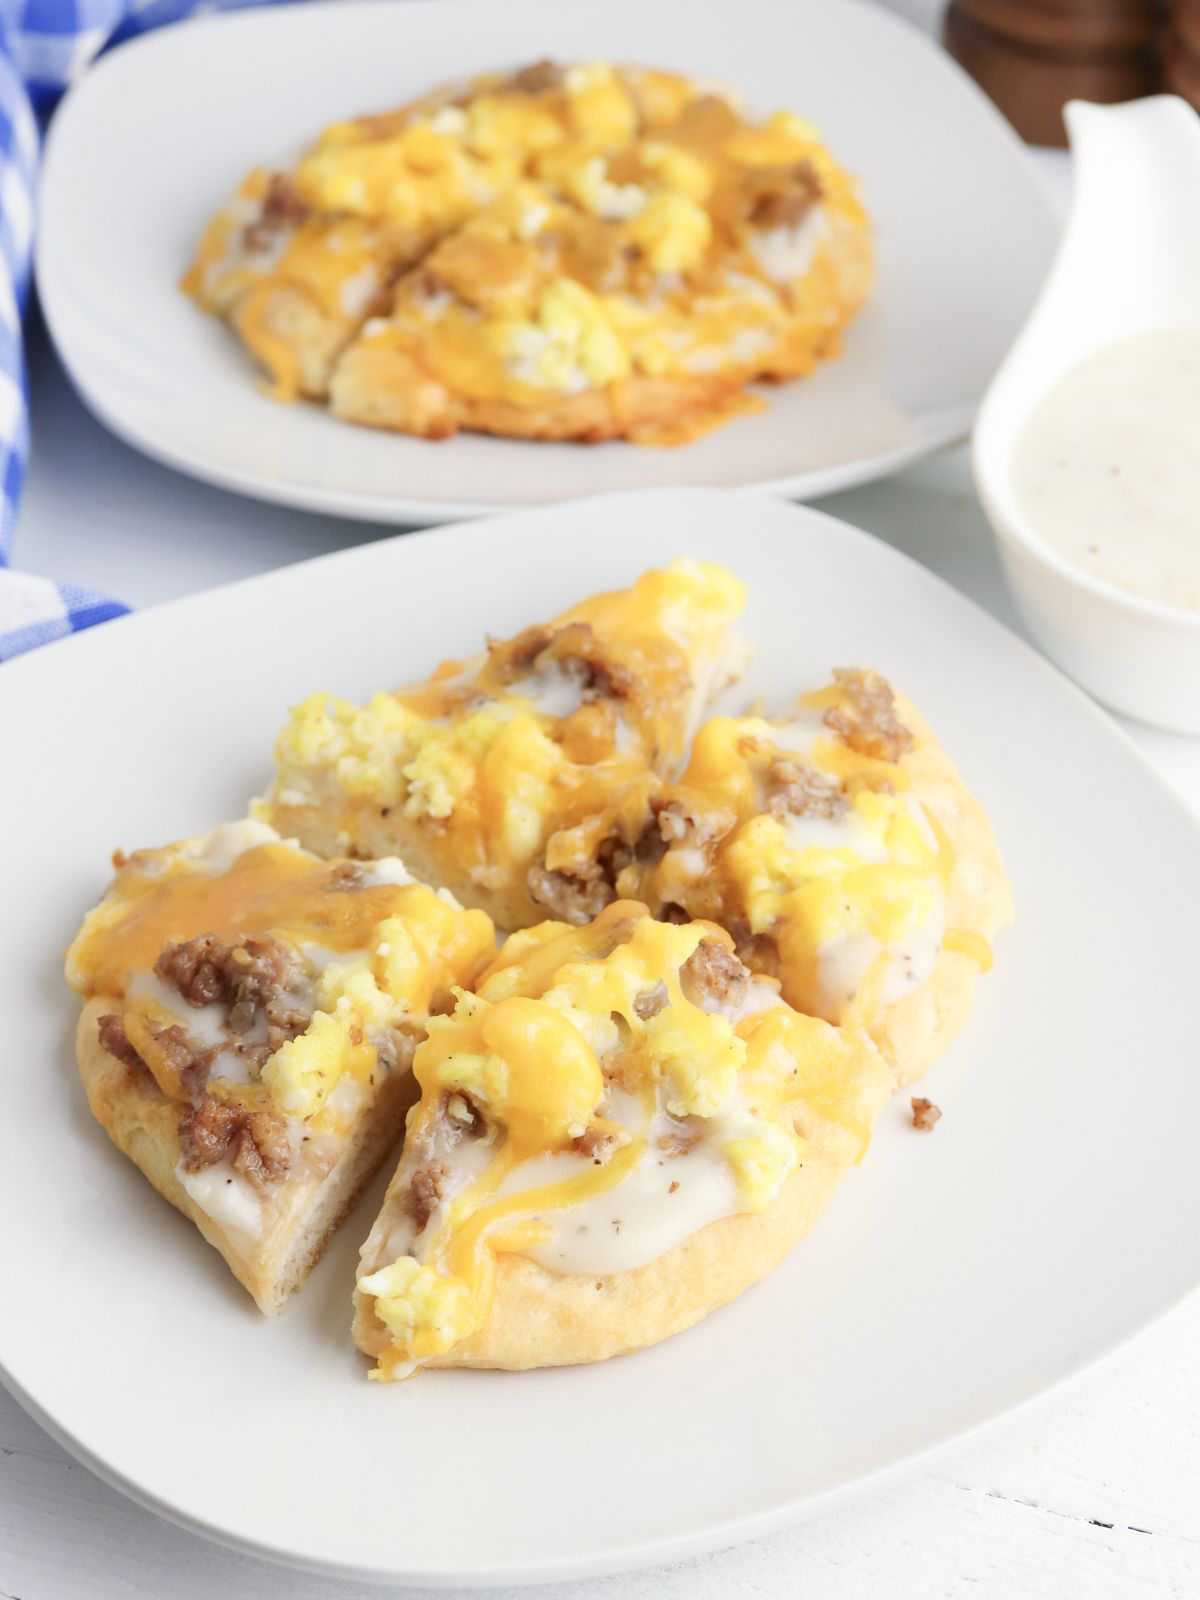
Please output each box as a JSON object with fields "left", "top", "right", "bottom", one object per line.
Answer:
{"left": 2, "top": 490, "right": 1200, "bottom": 1585}
{"left": 37, "top": 0, "right": 1058, "bottom": 524}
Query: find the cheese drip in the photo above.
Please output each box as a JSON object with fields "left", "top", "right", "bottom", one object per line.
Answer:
{"left": 642, "top": 676, "right": 962, "bottom": 1024}
{"left": 265, "top": 560, "right": 747, "bottom": 919}
{"left": 358, "top": 905, "right": 881, "bottom": 1379}
{"left": 66, "top": 820, "right": 495, "bottom": 1123}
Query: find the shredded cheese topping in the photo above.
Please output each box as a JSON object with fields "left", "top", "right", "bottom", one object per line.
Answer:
{"left": 264, "top": 559, "right": 747, "bottom": 925}
{"left": 357, "top": 904, "right": 887, "bottom": 1378}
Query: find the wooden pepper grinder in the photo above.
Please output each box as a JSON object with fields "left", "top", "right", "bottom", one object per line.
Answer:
{"left": 1163, "top": 0, "right": 1200, "bottom": 109}
{"left": 944, "top": 0, "right": 1163, "bottom": 146}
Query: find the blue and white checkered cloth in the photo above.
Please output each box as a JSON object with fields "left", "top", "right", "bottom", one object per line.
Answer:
{"left": 0, "top": 0, "right": 287, "bottom": 660}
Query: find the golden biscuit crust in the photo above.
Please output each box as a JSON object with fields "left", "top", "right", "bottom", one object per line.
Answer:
{"left": 77, "top": 998, "right": 415, "bottom": 1315}
{"left": 353, "top": 1062, "right": 887, "bottom": 1371}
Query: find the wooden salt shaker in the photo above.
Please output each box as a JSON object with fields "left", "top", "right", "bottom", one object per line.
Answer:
{"left": 943, "top": 0, "right": 1162, "bottom": 146}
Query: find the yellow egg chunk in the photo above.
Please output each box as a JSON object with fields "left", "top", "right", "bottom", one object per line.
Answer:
{"left": 183, "top": 57, "right": 873, "bottom": 442}
{"left": 354, "top": 899, "right": 895, "bottom": 1378}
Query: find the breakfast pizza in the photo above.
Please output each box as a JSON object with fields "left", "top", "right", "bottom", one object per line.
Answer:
{"left": 353, "top": 903, "right": 892, "bottom": 1376}
{"left": 633, "top": 671, "right": 1013, "bottom": 1084}
{"left": 65, "top": 562, "right": 1010, "bottom": 1375}
{"left": 184, "top": 60, "right": 872, "bottom": 443}
{"left": 260, "top": 559, "right": 749, "bottom": 929}
{"left": 65, "top": 820, "right": 494, "bottom": 1312}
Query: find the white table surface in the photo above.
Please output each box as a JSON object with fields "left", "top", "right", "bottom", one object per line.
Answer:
{"left": 7, "top": 19, "right": 1200, "bottom": 1595}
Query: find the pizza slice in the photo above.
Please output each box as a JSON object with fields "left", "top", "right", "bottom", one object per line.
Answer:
{"left": 65, "top": 819, "right": 494, "bottom": 1313}
{"left": 181, "top": 60, "right": 647, "bottom": 404}
{"left": 352, "top": 901, "right": 891, "bottom": 1377}
{"left": 636, "top": 670, "right": 1013, "bottom": 1084}
{"left": 260, "top": 559, "right": 749, "bottom": 929}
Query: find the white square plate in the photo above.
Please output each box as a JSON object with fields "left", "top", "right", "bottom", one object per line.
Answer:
{"left": 37, "top": 0, "right": 1057, "bottom": 525}
{"left": 1, "top": 489, "right": 1199, "bottom": 1586}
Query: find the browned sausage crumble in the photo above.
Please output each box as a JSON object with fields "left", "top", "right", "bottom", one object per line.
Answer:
{"left": 154, "top": 932, "right": 312, "bottom": 1052}
{"left": 96, "top": 1013, "right": 143, "bottom": 1071}
{"left": 740, "top": 158, "right": 823, "bottom": 228}
{"left": 633, "top": 981, "right": 669, "bottom": 1020}
{"left": 573, "top": 1126, "right": 618, "bottom": 1164}
{"left": 764, "top": 757, "right": 846, "bottom": 822}
{"left": 910, "top": 1096, "right": 942, "bottom": 1132}
{"left": 242, "top": 173, "right": 310, "bottom": 252}
{"left": 505, "top": 58, "right": 564, "bottom": 94}
{"left": 178, "top": 1096, "right": 293, "bottom": 1188}
{"left": 679, "top": 938, "right": 750, "bottom": 1011}
{"left": 824, "top": 668, "right": 913, "bottom": 764}
{"left": 406, "top": 1159, "right": 452, "bottom": 1230}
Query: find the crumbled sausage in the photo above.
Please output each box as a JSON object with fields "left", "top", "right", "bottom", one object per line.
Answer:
{"left": 657, "top": 798, "right": 735, "bottom": 851}
{"left": 741, "top": 159, "right": 823, "bottom": 228}
{"left": 657, "top": 1131, "right": 700, "bottom": 1157}
{"left": 765, "top": 757, "right": 847, "bottom": 822}
{"left": 262, "top": 173, "right": 309, "bottom": 227}
{"left": 242, "top": 174, "right": 310, "bottom": 251}
{"left": 727, "top": 918, "right": 779, "bottom": 976}
{"left": 490, "top": 620, "right": 634, "bottom": 702}
{"left": 505, "top": 58, "right": 564, "bottom": 93}
{"left": 326, "top": 860, "right": 368, "bottom": 890}
{"left": 372, "top": 1020, "right": 424, "bottom": 1077}
{"left": 153, "top": 1024, "right": 220, "bottom": 1097}
{"left": 96, "top": 1013, "right": 143, "bottom": 1071}
{"left": 633, "top": 981, "right": 668, "bottom": 1021}
{"left": 911, "top": 1096, "right": 942, "bottom": 1132}
{"left": 552, "top": 623, "right": 635, "bottom": 702}
{"left": 823, "top": 668, "right": 914, "bottom": 764}
{"left": 178, "top": 1096, "right": 292, "bottom": 1189}
{"left": 488, "top": 623, "right": 553, "bottom": 679}
{"left": 679, "top": 939, "right": 750, "bottom": 1011}
{"left": 527, "top": 865, "right": 615, "bottom": 924}
{"left": 406, "top": 1159, "right": 452, "bottom": 1231}
{"left": 156, "top": 933, "right": 227, "bottom": 1007}
{"left": 573, "top": 1126, "right": 617, "bottom": 1164}
{"left": 632, "top": 808, "right": 668, "bottom": 868}
{"left": 155, "top": 933, "right": 311, "bottom": 1050}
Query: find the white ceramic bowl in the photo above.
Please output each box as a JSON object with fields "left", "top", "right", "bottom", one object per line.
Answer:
{"left": 974, "top": 96, "right": 1200, "bottom": 735}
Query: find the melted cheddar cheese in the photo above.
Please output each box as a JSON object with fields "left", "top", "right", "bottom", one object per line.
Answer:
{"left": 356, "top": 902, "right": 885, "bottom": 1378}
{"left": 640, "top": 676, "right": 992, "bottom": 1026}
{"left": 184, "top": 60, "right": 871, "bottom": 439}
{"left": 263, "top": 560, "right": 747, "bottom": 929}
{"left": 66, "top": 820, "right": 494, "bottom": 1127}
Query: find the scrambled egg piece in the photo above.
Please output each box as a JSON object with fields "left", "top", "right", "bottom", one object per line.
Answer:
{"left": 359, "top": 1258, "right": 480, "bottom": 1363}
{"left": 724, "top": 787, "right": 941, "bottom": 949}
{"left": 724, "top": 1122, "right": 798, "bottom": 1211}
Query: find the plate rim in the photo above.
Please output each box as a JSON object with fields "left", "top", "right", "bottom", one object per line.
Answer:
{"left": 35, "top": 0, "right": 1058, "bottom": 526}
{"left": 4, "top": 485, "right": 1200, "bottom": 1583}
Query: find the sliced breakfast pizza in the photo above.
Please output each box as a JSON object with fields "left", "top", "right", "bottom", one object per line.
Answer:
{"left": 260, "top": 560, "right": 749, "bottom": 930}
{"left": 635, "top": 670, "right": 1013, "bottom": 1084}
{"left": 353, "top": 901, "right": 892, "bottom": 1377}
{"left": 65, "top": 820, "right": 494, "bottom": 1313}
{"left": 185, "top": 60, "right": 872, "bottom": 442}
